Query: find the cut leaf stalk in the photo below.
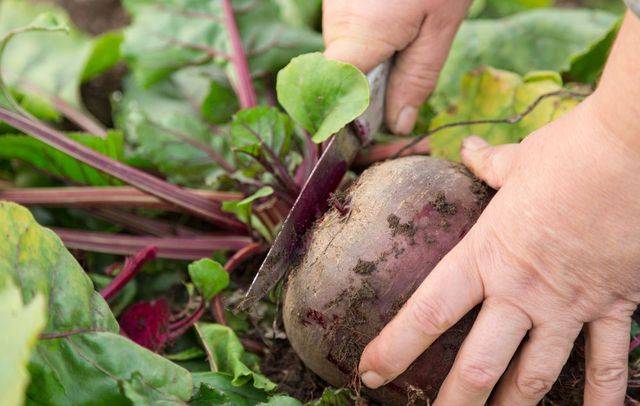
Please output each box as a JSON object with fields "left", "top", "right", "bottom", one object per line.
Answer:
{"left": 0, "top": 107, "right": 246, "bottom": 231}
{"left": 222, "top": 0, "right": 257, "bottom": 108}
{"left": 52, "top": 228, "right": 252, "bottom": 259}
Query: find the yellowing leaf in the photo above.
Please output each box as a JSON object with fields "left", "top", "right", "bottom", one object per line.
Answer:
{"left": 0, "top": 202, "right": 192, "bottom": 405}
{"left": 0, "top": 281, "right": 46, "bottom": 406}
{"left": 429, "top": 67, "right": 580, "bottom": 161}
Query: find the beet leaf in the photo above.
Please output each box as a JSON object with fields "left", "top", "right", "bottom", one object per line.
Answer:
{"left": 0, "top": 202, "right": 192, "bottom": 404}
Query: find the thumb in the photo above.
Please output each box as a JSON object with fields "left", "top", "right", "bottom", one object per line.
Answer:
{"left": 460, "top": 136, "right": 520, "bottom": 189}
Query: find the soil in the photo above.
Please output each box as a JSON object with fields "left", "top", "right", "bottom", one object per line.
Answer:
{"left": 262, "top": 340, "right": 327, "bottom": 402}
{"left": 37, "top": 0, "right": 130, "bottom": 127}
{"left": 46, "top": 0, "right": 130, "bottom": 35}
{"left": 327, "top": 281, "right": 378, "bottom": 372}
{"left": 431, "top": 191, "right": 457, "bottom": 215}
{"left": 352, "top": 259, "right": 377, "bottom": 275}
{"left": 386, "top": 214, "right": 417, "bottom": 242}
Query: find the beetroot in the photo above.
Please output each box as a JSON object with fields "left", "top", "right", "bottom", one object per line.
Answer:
{"left": 283, "top": 155, "right": 589, "bottom": 404}
{"left": 283, "top": 156, "right": 490, "bottom": 403}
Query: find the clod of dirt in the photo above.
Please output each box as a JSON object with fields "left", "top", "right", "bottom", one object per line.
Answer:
{"left": 431, "top": 191, "right": 457, "bottom": 215}
{"left": 352, "top": 259, "right": 377, "bottom": 275}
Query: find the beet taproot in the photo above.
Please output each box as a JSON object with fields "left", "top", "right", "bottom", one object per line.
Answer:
{"left": 283, "top": 155, "right": 586, "bottom": 404}
{"left": 283, "top": 156, "right": 488, "bottom": 403}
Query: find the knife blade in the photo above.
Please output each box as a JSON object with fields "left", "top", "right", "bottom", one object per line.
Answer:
{"left": 237, "top": 60, "right": 392, "bottom": 311}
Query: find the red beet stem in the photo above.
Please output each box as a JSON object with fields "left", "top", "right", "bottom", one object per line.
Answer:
{"left": 100, "top": 246, "right": 158, "bottom": 301}
{"left": 222, "top": 0, "right": 257, "bottom": 108}
{"left": 168, "top": 300, "right": 206, "bottom": 339}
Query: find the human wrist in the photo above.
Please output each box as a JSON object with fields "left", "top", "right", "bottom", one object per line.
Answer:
{"left": 588, "top": 12, "right": 640, "bottom": 154}
{"left": 584, "top": 93, "right": 640, "bottom": 158}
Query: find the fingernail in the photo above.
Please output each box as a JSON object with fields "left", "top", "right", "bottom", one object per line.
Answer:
{"left": 392, "top": 106, "right": 418, "bottom": 135}
{"left": 360, "top": 371, "right": 386, "bottom": 389}
{"left": 462, "top": 136, "right": 487, "bottom": 152}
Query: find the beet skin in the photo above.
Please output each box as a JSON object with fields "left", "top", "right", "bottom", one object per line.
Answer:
{"left": 283, "top": 156, "right": 490, "bottom": 403}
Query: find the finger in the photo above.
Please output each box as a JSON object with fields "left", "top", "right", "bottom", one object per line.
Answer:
{"left": 386, "top": 5, "right": 468, "bottom": 135}
{"left": 584, "top": 316, "right": 631, "bottom": 405}
{"left": 460, "top": 136, "right": 520, "bottom": 189}
{"left": 358, "top": 239, "right": 483, "bottom": 388}
{"left": 322, "top": 0, "right": 421, "bottom": 73}
{"left": 434, "top": 299, "right": 531, "bottom": 405}
{"left": 491, "top": 322, "right": 582, "bottom": 405}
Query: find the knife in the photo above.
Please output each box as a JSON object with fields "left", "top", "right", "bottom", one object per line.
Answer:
{"left": 237, "top": 60, "right": 392, "bottom": 311}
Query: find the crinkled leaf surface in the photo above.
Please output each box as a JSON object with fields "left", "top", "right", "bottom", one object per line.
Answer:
{"left": 0, "top": 202, "right": 192, "bottom": 405}
{"left": 0, "top": 281, "right": 46, "bottom": 406}
{"left": 82, "top": 31, "right": 124, "bottom": 82}
{"left": 307, "top": 388, "right": 356, "bottom": 406}
{"left": 120, "top": 372, "right": 188, "bottom": 405}
{"left": 195, "top": 323, "right": 276, "bottom": 392}
{"left": 434, "top": 8, "right": 617, "bottom": 107}
{"left": 276, "top": 53, "right": 370, "bottom": 143}
{"left": 0, "top": 131, "right": 125, "bottom": 185}
{"left": 202, "top": 81, "right": 240, "bottom": 125}
{"left": 188, "top": 259, "right": 229, "bottom": 301}
{"left": 0, "top": 0, "right": 118, "bottom": 110}
{"left": 115, "top": 73, "right": 233, "bottom": 187}
{"left": 191, "top": 372, "right": 271, "bottom": 405}
{"left": 122, "top": 0, "right": 322, "bottom": 87}
{"left": 429, "top": 67, "right": 579, "bottom": 161}
{"left": 231, "top": 106, "right": 294, "bottom": 168}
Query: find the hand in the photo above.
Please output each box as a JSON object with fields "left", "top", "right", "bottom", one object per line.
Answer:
{"left": 322, "top": 0, "right": 472, "bottom": 135}
{"left": 358, "top": 93, "right": 640, "bottom": 404}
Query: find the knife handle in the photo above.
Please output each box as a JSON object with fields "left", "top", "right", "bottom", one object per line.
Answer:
{"left": 353, "top": 59, "right": 393, "bottom": 146}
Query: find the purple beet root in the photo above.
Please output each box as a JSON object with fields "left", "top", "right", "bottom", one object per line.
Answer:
{"left": 283, "top": 156, "right": 586, "bottom": 404}
{"left": 283, "top": 156, "right": 490, "bottom": 403}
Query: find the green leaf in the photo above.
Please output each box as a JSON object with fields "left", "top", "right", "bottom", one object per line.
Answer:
{"left": 0, "top": 0, "right": 92, "bottom": 109}
{"left": 188, "top": 259, "right": 229, "bottom": 301}
{"left": 222, "top": 187, "right": 274, "bottom": 240}
{"left": 191, "top": 372, "right": 271, "bottom": 406}
{"left": 0, "top": 131, "right": 125, "bottom": 185}
{"left": 202, "top": 81, "right": 240, "bottom": 125}
{"left": 164, "top": 347, "right": 206, "bottom": 362}
{"left": 0, "top": 10, "right": 68, "bottom": 114}
{"left": 122, "top": 0, "right": 322, "bottom": 87}
{"left": 189, "top": 383, "right": 234, "bottom": 405}
{"left": 115, "top": 74, "right": 232, "bottom": 187}
{"left": 120, "top": 372, "right": 188, "bottom": 405}
{"left": 231, "top": 106, "right": 294, "bottom": 165}
{"left": 0, "top": 281, "right": 46, "bottom": 406}
{"left": 261, "top": 396, "right": 301, "bottom": 405}
{"left": 429, "top": 67, "right": 579, "bottom": 161}
{"left": 90, "top": 273, "right": 137, "bottom": 317}
{"left": 276, "top": 53, "right": 370, "bottom": 143}
{"left": 434, "top": 8, "right": 617, "bottom": 108}
{"left": 566, "top": 17, "right": 622, "bottom": 84}
{"left": 307, "top": 388, "right": 355, "bottom": 406}
{"left": 275, "top": 0, "right": 322, "bottom": 28}
{"left": 0, "top": 202, "right": 193, "bottom": 405}
{"left": 195, "top": 323, "right": 277, "bottom": 392}
{"left": 476, "top": 0, "right": 552, "bottom": 18}
{"left": 82, "top": 31, "right": 124, "bottom": 82}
